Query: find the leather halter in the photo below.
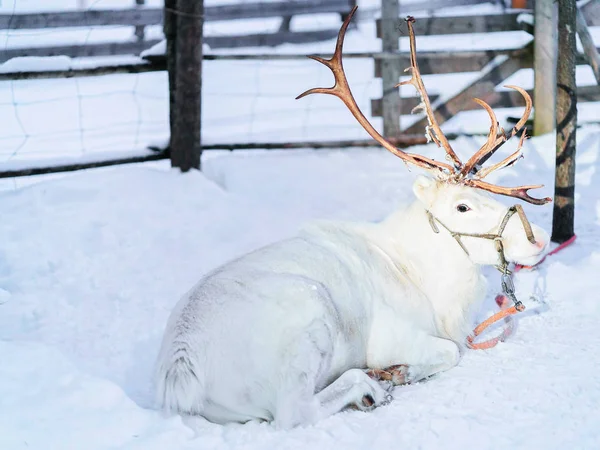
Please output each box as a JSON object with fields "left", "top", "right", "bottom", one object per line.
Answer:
{"left": 424, "top": 204, "right": 536, "bottom": 273}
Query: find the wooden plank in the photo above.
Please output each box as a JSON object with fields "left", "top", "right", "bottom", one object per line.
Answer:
{"left": 0, "top": 61, "right": 165, "bottom": 81}
{"left": 0, "top": 39, "right": 161, "bottom": 63}
{"left": 203, "top": 0, "right": 354, "bottom": 21}
{"left": 396, "top": 0, "right": 491, "bottom": 14}
{"left": 371, "top": 95, "right": 440, "bottom": 117}
{"left": 374, "top": 49, "right": 521, "bottom": 77}
{"left": 150, "top": 49, "right": 519, "bottom": 65}
{"left": 0, "top": 8, "right": 163, "bottom": 30}
{"left": 576, "top": 84, "right": 600, "bottom": 102}
{"left": 533, "top": 0, "right": 557, "bottom": 135}
{"left": 373, "top": 85, "right": 599, "bottom": 117}
{"left": 203, "top": 29, "right": 340, "bottom": 49}
{"left": 488, "top": 85, "right": 598, "bottom": 108}
{"left": 581, "top": 0, "right": 600, "bottom": 26}
{"left": 3, "top": 49, "right": 596, "bottom": 81}
{"left": 0, "top": 1, "right": 353, "bottom": 30}
{"left": 576, "top": 4, "right": 600, "bottom": 85}
{"left": 404, "top": 51, "right": 530, "bottom": 134}
{"left": 376, "top": 12, "right": 523, "bottom": 37}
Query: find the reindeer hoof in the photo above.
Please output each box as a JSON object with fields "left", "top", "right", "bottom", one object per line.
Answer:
{"left": 346, "top": 374, "right": 394, "bottom": 412}
{"left": 361, "top": 394, "right": 375, "bottom": 408}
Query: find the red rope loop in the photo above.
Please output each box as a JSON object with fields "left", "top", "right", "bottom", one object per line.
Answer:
{"left": 467, "top": 235, "right": 576, "bottom": 350}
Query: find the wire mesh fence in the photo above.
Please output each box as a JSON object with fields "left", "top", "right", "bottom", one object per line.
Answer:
{"left": 0, "top": 0, "right": 383, "bottom": 169}
{"left": 1, "top": 0, "right": 598, "bottom": 179}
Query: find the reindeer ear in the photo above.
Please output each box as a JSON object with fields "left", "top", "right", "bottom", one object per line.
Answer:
{"left": 412, "top": 175, "right": 438, "bottom": 207}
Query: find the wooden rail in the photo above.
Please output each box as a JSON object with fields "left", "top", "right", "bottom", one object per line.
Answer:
{"left": 0, "top": 0, "right": 355, "bottom": 60}
{"left": 0, "top": 1, "right": 354, "bottom": 30}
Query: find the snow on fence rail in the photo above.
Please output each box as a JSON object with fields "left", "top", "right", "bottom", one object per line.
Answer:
{"left": 0, "top": 0, "right": 357, "bottom": 63}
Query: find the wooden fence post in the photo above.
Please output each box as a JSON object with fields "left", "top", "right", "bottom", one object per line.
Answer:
{"left": 380, "top": 0, "right": 401, "bottom": 138}
{"left": 171, "top": 0, "right": 203, "bottom": 171}
{"left": 135, "top": 0, "right": 146, "bottom": 41}
{"left": 533, "top": 0, "right": 557, "bottom": 136}
{"left": 164, "top": 0, "right": 177, "bottom": 155}
{"left": 552, "top": 0, "right": 577, "bottom": 243}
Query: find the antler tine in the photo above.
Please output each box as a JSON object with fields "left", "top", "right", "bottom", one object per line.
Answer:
{"left": 397, "top": 17, "right": 463, "bottom": 170}
{"left": 459, "top": 87, "right": 547, "bottom": 205}
{"left": 466, "top": 85, "right": 532, "bottom": 171}
{"left": 465, "top": 179, "right": 552, "bottom": 205}
{"left": 458, "top": 98, "right": 499, "bottom": 177}
{"left": 475, "top": 128, "right": 528, "bottom": 179}
{"left": 296, "top": 7, "right": 453, "bottom": 174}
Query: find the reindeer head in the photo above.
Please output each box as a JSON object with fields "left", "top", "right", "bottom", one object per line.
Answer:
{"left": 412, "top": 176, "right": 548, "bottom": 266}
{"left": 297, "top": 7, "right": 551, "bottom": 268}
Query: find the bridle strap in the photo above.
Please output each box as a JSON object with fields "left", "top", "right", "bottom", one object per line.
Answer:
{"left": 514, "top": 204, "right": 536, "bottom": 244}
{"left": 425, "top": 205, "right": 536, "bottom": 261}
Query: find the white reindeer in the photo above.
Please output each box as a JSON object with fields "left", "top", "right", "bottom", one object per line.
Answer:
{"left": 155, "top": 9, "right": 551, "bottom": 429}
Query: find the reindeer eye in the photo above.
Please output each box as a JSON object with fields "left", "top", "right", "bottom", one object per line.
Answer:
{"left": 456, "top": 204, "right": 471, "bottom": 213}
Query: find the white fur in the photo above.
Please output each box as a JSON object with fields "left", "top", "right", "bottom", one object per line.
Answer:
{"left": 155, "top": 175, "right": 549, "bottom": 428}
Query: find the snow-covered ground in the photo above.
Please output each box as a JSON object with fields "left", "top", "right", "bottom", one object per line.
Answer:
{"left": 1, "top": 0, "right": 600, "bottom": 448}
{"left": 1, "top": 127, "right": 600, "bottom": 449}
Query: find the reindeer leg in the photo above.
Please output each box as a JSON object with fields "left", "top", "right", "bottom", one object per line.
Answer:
{"left": 315, "top": 368, "right": 393, "bottom": 416}
{"left": 368, "top": 334, "right": 460, "bottom": 386}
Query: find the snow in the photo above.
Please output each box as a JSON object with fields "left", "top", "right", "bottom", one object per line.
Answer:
{"left": 517, "top": 12, "right": 534, "bottom": 26}
{"left": 140, "top": 41, "right": 211, "bottom": 58}
{"left": 140, "top": 40, "right": 167, "bottom": 58}
{"left": 1, "top": 1, "right": 600, "bottom": 447}
{"left": 1, "top": 126, "right": 600, "bottom": 449}
{"left": 0, "top": 55, "right": 72, "bottom": 73}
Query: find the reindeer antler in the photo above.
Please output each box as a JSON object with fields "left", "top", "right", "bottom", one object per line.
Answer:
{"left": 296, "top": 6, "right": 453, "bottom": 175}
{"left": 397, "top": 16, "right": 463, "bottom": 170}
{"left": 460, "top": 85, "right": 533, "bottom": 177}
{"left": 297, "top": 8, "right": 551, "bottom": 205}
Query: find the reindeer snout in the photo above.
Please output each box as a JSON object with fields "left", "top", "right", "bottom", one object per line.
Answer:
{"left": 502, "top": 220, "right": 549, "bottom": 266}
{"left": 531, "top": 224, "right": 550, "bottom": 253}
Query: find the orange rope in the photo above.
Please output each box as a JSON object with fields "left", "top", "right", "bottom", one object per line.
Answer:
{"left": 467, "top": 235, "right": 577, "bottom": 350}
{"left": 467, "top": 296, "right": 521, "bottom": 350}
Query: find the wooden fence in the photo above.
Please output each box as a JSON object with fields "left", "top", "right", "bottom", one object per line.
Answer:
{"left": 372, "top": 0, "right": 600, "bottom": 136}
{"left": 0, "top": 0, "right": 356, "bottom": 63}
{"left": 1, "top": 0, "right": 599, "bottom": 177}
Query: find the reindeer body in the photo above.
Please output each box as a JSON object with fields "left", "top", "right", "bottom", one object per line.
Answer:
{"left": 155, "top": 178, "right": 548, "bottom": 428}
{"left": 157, "top": 6, "right": 551, "bottom": 429}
